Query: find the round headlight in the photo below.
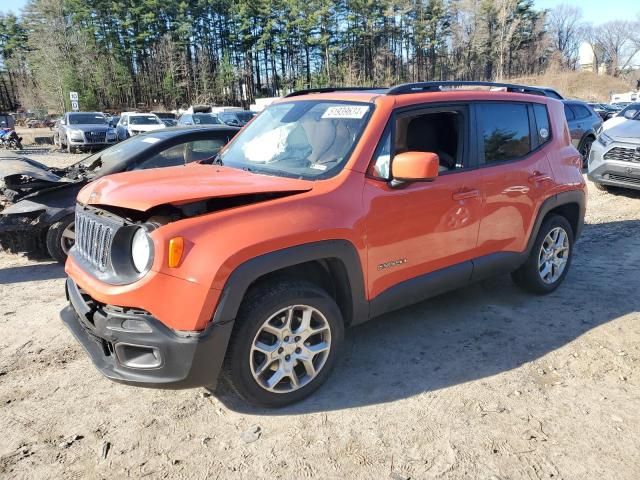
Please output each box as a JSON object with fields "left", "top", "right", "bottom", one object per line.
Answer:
{"left": 131, "top": 228, "right": 152, "bottom": 273}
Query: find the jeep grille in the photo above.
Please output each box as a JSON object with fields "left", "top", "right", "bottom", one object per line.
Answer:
{"left": 75, "top": 209, "right": 115, "bottom": 272}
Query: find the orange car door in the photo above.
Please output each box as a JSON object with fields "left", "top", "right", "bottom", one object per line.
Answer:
{"left": 475, "top": 102, "right": 555, "bottom": 255}
{"left": 363, "top": 105, "right": 483, "bottom": 304}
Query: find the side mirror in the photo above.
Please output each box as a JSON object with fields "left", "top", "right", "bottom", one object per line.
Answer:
{"left": 623, "top": 109, "right": 637, "bottom": 119}
{"left": 60, "top": 119, "right": 66, "bottom": 125}
{"left": 391, "top": 151, "right": 440, "bottom": 183}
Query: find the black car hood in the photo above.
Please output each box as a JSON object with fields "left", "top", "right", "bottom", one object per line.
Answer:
{"left": 1, "top": 157, "right": 62, "bottom": 182}
{"left": 0, "top": 156, "right": 78, "bottom": 207}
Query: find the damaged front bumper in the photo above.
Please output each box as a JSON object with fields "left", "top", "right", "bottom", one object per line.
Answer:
{"left": 0, "top": 210, "right": 48, "bottom": 256}
{"left": 61, "top": 277, "right": 233, "bottom": 389}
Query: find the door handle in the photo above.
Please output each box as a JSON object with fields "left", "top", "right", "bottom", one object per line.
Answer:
{"left": 452, "top": 189, "right": 480, "bottom": 201}
{"left": 528, "top": 172, "right": 551, "bottom": 184}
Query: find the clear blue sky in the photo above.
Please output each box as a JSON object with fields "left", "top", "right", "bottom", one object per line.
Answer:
{"left": 1, "top": 0, "right": 638, "bottom": 23}
{"left": 534, "top": 0, "right": 640, "bottom": 24}
{"left": 0, "top": 0, "right": 28, "bottom": 15}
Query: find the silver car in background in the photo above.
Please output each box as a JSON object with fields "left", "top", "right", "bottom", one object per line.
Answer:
{"left": 56, "top": 112, "right": 118, "bottom": 153}
{"left": 588, "top": 108, "right": 640, "bottom": 192}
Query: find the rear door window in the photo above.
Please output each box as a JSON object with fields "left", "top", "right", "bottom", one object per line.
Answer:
{"left": 477, "top": 103, "right": 531, "bottom": 163}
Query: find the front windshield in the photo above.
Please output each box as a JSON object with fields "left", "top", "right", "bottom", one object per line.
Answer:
{"left": 69, "top": 113, "right": 107, "bottom": 125}
{"left": 193, "top": 114, "right": 221, "bottom": 125}
{"left": 219, "top": 101, "right": 372, "bottom": 179}
{"left": 130, "top": 115, "right": 161, "bottom": 125}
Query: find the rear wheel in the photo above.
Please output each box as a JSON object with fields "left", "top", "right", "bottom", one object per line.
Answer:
{"left": 579, "top": 136, "right": 594, "bottom": 168}
{"left": 512, "top": 214, "right": 574, "bottom": 294}
{"left": 46, "top": 215, "right": 75, "bottom": 263}
{"left": 223, "top": 281, "right": 344, "bottom": 407}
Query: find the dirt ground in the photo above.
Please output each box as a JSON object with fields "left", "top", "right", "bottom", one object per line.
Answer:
{"left": 1, "top": 148, "right": 639, "bottom": 480}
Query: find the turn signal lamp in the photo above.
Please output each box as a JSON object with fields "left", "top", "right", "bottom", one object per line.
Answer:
{"left": 168, "top": 237, "right": 184, "bottom": 268}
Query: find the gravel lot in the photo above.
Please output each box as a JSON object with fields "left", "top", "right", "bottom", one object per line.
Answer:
{"left": 1, "top": 148, "right": 639, "bottom": 479}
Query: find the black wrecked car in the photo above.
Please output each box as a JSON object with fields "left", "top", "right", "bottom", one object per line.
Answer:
{"left": 0, "top": 125, "right": 238, "bottom": 263}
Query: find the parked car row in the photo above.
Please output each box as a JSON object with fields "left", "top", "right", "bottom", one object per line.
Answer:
{"left": 53, "top": 108, "right": 256, "bottom": 153}
{"left": 588, "top": 103, "right": 621, "bottom": 121}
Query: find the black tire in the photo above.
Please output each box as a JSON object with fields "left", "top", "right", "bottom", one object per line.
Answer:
{"left": 579, "top": 136, "right": 594, "bottom": 168}
{"left": 45, "top": 215, "right": 75, "bottom": 263}
{"left": 223, "top": 281, "right": 344, "bottom": 408}
{"left": 512, "top": 214, "right": 574, "bottom": 294}
{"left": 594, "top": 182, "right": 612, "bottom": 193}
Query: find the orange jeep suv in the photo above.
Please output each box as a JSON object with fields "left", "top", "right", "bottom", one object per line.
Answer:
{"left": 61, "top": 82, "right": 586, "bottom": 407}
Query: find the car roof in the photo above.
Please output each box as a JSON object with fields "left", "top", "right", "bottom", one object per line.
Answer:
{"left": 281, "top": 82, "right": 562, "bottom": 102}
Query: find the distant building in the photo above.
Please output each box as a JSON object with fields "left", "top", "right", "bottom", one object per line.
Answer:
{"left": 578, "top": 42, "right": 607, "bottom": 74}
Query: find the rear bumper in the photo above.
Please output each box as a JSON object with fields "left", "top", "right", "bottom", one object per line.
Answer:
{"left": 61, "top": 277, "right": 233, "bottom": 389}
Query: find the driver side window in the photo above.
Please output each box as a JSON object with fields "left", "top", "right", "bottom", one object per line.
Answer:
{"left": 370, "top": 108, "right": 466, "bottom": 180}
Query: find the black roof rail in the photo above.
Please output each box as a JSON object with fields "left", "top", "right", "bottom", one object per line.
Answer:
{"left": 386, "top": 81, "right": 550, "bottom": 97}
{"left": 284, "top": 87, "right": 387, "bottom": 98}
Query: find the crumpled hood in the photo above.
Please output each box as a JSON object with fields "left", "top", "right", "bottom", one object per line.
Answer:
{"left": 0, "top": 156, "right": 74, "bottom": 208}
{"left": 0, "top": 156, "right": 61, "bottom": 182}
{"left": 77, "top": 163, "right": 314, "bottom": 211}
{"left": 606, "top": 119, "right": 640, "bottom": 141}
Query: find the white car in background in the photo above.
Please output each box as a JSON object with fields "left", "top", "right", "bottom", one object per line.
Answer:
{"left": 116, "top": 112, "right": 165, "bottom": 140}
{"left": 601, "top": 103, "right": 640, "bottom": 131}
{"left": 589, "top": 108, "right": 640, "bottom": 192}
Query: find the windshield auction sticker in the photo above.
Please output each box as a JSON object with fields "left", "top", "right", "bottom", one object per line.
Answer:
{"left": 322, "top": 105, "right": 369, "bottom": 119}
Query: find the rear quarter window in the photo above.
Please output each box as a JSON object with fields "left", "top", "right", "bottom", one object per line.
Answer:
{"left": 570, "top": 104, "right": 591, "bottom": 120}
{"left": 533, "top": 104, "right": 551, "bottom": 145}
{"left": 563, "top": 104, "right": 575, "bottom": 121}
{"left": 477, "top": 103, "right": 531, "bottom": 163}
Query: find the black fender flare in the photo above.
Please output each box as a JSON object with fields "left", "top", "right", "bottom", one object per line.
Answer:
{"left": 212, "top": 239, "right": 369, "bottom": 326}
{"left": 525, "top": 189, "right": 586, "bottom": 255}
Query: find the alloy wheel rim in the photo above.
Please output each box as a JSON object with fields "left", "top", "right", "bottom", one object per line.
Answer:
{"left": 538, "top": 226, "right": 569, "bottom": 284}
{"left": 61, "top": 221, "right": 76, "bottom": 254}
{"left": 250, "top": 305, "right": 331, "bottom": 394}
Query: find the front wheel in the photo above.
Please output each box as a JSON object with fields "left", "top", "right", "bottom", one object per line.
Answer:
{"left": 223, "top": 281, "right": 344, "bottom": 407}
{"left": 512, "top": 214, "right": 574, "bottom": 294}
{"left": 46, "top": 215, "right": 75, "bottom": 263}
